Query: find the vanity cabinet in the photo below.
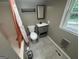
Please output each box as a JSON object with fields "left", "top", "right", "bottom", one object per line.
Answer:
{"left": 35, "top": 23, "right": 48, "bottom": 38}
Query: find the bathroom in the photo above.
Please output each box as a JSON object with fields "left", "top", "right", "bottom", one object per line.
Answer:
{"left": 0, "top": 0, "right": 78, "bottom": 59}
{"left": 14, "top": 0, "right": 78, "bottom": 59}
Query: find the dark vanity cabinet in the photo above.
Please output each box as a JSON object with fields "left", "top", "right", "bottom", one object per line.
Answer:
{"left": 35, "top": 23, "right": 48, "bottom": 38}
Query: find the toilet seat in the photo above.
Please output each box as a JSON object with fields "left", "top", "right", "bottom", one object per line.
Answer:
{"left": 30, "top": 32, "right": 37, "bottom": 40}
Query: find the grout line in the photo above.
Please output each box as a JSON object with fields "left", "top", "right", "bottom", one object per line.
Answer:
{"left": 47, "top": 36, "right": 71, "bottom": 59}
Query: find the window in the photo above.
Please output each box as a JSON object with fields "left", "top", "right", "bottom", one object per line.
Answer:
{"left": 60, "top": 0, "right": 78, "bottom": 36}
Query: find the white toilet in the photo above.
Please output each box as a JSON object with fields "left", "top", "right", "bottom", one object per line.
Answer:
{"left": 28, "top": 25, "right": 38, "bottom": 41}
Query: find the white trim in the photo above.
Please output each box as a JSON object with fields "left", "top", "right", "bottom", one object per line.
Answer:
{"left": 62, "top": 27, "right": 78, "bottom": 36}
{"left": 59, "top": 0, "right": 78, "bottom": 36}
{"left": 47, "top": 36, "right": 71, "bottom": 59}
{"left": 60, "top": 0, "right": 71, "bottom": 28}
{"left": 78, "top": 0, "right": 79, "bottom": 59}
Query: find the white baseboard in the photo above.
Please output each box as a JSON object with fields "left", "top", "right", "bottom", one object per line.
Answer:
{"left": 47, "top": 36, "right": 71, "bottom": 59}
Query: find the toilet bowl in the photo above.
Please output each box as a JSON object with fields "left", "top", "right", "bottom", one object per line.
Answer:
{"left": 30, "top": 32, "right": 37, "bottom": 40}
{"left": 28, "top": 25, "right": 38, "bottom": 41}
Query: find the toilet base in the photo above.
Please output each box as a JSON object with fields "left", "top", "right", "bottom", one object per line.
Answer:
{"left": 31, "top": 39, "right": 38, "bottom": 43}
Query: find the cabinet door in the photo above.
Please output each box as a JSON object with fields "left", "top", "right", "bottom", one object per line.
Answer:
{"left": 38, "top": 26, "right": 48, "bottom": 33}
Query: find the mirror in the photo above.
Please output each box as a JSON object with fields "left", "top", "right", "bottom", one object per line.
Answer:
{"left": 37, "top": 5, "right": 46, "bottom": 20}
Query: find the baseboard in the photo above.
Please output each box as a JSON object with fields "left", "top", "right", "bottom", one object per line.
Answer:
{"left": 47, "top": 36, "right": 71, "bottom": 59}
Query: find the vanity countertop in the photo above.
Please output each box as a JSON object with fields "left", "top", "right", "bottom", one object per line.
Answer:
{"left": 36, "top": 23, "right": 48, "bottom": 27}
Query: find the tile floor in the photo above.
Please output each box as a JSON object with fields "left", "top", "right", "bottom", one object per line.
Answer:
{"left": 24, "top": 36, "right": 68, "bottom": 59}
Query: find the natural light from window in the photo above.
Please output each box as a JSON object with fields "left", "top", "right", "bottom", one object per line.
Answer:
{"left": 60, "top": 0, "right": 78, "bottom": 36}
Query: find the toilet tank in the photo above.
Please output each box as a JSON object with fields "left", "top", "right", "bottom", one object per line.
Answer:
{"left": 28, "top": 25, "right": 35, "bottom": 32}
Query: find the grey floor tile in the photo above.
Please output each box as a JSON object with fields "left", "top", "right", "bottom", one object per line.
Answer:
{"left": 27, "top": 36, "right": 68, "bottom": 59}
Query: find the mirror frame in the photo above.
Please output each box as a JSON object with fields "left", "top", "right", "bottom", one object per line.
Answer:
{"left": 37, "top": 5, "right": 46, "bottom": 20}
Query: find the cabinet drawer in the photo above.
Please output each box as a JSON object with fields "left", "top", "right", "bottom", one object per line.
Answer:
{"left": 38, "top": 26, "right": 48, "bottom": 33}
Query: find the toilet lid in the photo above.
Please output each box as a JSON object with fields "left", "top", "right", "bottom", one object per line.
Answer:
{"left": 30, "top": 32, "right": 37, "bottom": 40}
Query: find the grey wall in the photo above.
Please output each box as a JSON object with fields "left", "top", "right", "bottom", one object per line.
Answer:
{"left": 21, "top": 12, "right": 47, "bottom": 30}
{"left": 15, "top": 0, "right": 46, "bottom": 29}
{"left": 0, "top": 2, "right": 19, "bottom": 59}
{"left": 0, "top": 32, "right": 20, "bottom": 59}
{"left": 46, "top": 0, "right": 78, "bottom": 59}
{"left": 15, "top": 0, "right": 38, "bottom": 29}
{"left": 21, "top": 12, "right": 38, "bottom": 26}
